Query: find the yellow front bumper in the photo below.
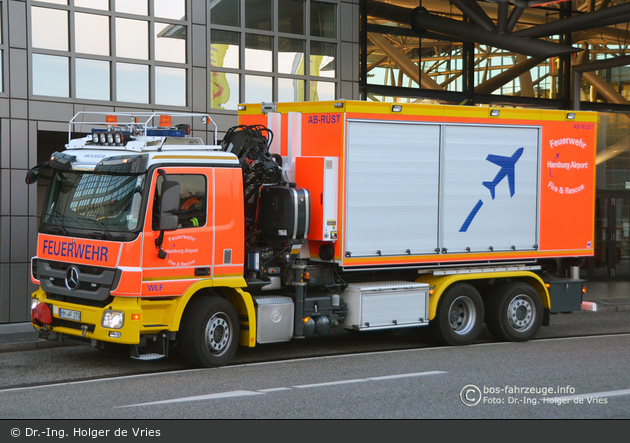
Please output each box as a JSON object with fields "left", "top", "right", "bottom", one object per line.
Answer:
{"left": 31, "top": 288, "right": 145, "bottom": 345}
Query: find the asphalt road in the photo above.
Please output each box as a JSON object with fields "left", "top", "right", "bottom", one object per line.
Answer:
{"left": 1, "top": 309, "right": 629, "bottom": 391}
{"left": 1, "top": 331, "right": 629, "bottom": 419}
{"left": 0, "top": 310, "right": 629, "bottom": 419}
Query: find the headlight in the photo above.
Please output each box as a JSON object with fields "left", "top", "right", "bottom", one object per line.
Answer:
{"left": 31, "top": 298, "right": 41, "bottom": 310}
{"left": 101, "top": 310, "right": 124, "bottom": 329}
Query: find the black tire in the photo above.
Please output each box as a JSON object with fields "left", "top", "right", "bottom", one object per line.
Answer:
{"left": 430, "top": 283, "right": 484, "bottom": 346}
{"left": 178, "top": 296, "right": 240, "bottom": 368}
{"left": 485, "top": 282, "right": 543, "bottom": 342}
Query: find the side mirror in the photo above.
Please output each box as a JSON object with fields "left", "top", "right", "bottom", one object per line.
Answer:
{"left": 25, "top": 167, "right": 40, "bottom": 185}
{"left": 25, "top": 162, "right": 52, "bottom": 185}
{"left": 158, "top": 180, "right": 180, "bottom": 231}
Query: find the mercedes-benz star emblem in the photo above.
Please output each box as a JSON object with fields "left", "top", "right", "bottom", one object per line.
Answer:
{"left": 65, "top": 266, "right": 80, "bottom": 290}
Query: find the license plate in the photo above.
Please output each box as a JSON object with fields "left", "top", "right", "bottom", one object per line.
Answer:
{"left": 59, "top": 308, "right": 81, "bottom": 322}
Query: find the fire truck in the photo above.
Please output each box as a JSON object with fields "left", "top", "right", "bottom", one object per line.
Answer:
{"left": 27, "top": 101, "right": 597, "bottom": 368}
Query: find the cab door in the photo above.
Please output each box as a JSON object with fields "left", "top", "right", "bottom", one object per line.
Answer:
{"left": 141, "top": 167, "right": 214, "bottom": 296}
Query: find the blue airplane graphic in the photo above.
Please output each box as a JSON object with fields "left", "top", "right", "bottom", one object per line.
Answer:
{"left": 482, "top": 147, "right": 524, "bottom": 200}
{"left": 459, "top": 147, "right": 524, "bottom": 232}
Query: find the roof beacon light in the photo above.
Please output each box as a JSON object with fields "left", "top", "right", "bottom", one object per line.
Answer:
{"left": 106, "top": 115, "right": 118, "bottom": 125}
{"left": 159, "top": 114, "right": 172, "bottom": 128}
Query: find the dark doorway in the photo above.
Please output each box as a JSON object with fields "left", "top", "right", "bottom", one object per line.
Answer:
{"left": 585, "top": 191, "right": 630, "bottom": 280}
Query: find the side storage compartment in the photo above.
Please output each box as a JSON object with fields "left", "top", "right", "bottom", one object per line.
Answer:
{"left": 342, "top": 281, "right": 429, "bottom": 330}
{"left": 253, "top": 296, "right": 295, "bottom": 344}
{"left": 548, "top": 278, "right": 585, "bottom": 313}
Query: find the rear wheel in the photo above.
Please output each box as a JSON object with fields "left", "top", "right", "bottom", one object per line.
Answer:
{"left": 486, "top": 282, "right": 543, "bottom": 342}
{"left": 430, "top": 283, "right": 484, "bottom": 346}
{"left": 178, "top": 295, "right": 240, "bottom": 368}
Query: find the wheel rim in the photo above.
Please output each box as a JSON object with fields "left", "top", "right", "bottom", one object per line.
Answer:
{"left": 448, "top": 296, "right": 477, "bottom": 335}
{"left": 204, "top": 312, "right": 232, "bottom": 356}
{"left": 507, "top": 294, "right": 535, "bottom": 331}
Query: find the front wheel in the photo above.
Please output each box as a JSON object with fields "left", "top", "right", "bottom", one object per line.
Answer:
{"left": 178, "top": 295, "right": 241, "bottom": 368}
{"left": 430, "top": 283, "right": 484, "bottom": 346}
{"left": 485, "top": 282, "right": 543, "bottom": 342}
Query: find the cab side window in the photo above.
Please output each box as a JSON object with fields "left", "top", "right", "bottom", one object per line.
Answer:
{"left": 153, "top": 174, "right": 207, "bottom": 229}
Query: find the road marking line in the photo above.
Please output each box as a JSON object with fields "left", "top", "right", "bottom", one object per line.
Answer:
{"left": 368, "top": 371, "right": 446, "bottom": 381}
{"left": 257, "top": 387, "right": 292, "bottom": 393}
{"left": 118, "top": 371, "right": 446, "bottom": 408}
{"left": 295, "top": 371, "right": 446, "bottom": 389}
{"left": 294, "top": 379, "right": 366, "bottom": 389}
{"left": 118, "top": 390, "right": 263, "bottom": 408}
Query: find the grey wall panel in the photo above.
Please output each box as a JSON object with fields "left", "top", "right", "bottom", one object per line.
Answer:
{"left": 340, "top": 41, "right": 354, "bottom": 82}
{"left": 192, "top": 24, "right": 207, "bottom": 68}
{"left": 28, "top": 121, "right": 37, "bottom": 176}
{"left": 352, "top": 3, "right": 360, "bottom": 42}
{"left": 339, "top": 80, "right": 353, "bottom": 99}
{"left": 0, "top": 216, "right": 8, "bottom": 263}
{"left": 0, "top": 98, "right": 10, "bottom": 118}
{"left": 0, "top": 170, "right": 9, "bottom": 216}
{"left": 192, "top": 67, "right": 207, "bottom": 114}
{"left": 10, "top": 263, "right": 29, "bottom": 322}
{"left": 10, "top": 118, "right": 27, "bottom": 169}
{"left": 28, "top": 101, "right": 74, "bottom": 122}
{"left": 191, "top": 0, "right": 206, "bottom": 25}
{"left": 8, "top": 49, "right": 28, "bottom": 99}
{"left": 10, "top": 170, "right": 28, "bottom": 216}
{"left": 36, "top": 121, "right": 68, "bottom": 132}
{"left": 8, "top": 1, "right": 27, "bottom": 49}
{"left": 10, "top": 216, "right": 28, "bottom": 262}
{"left": 10, "top": 99, "right": 28, "bottom": 119}
{"left": 352, "top": 42, "right": 359, "bottom": 84}
{"left": 1, "top": 118, "right": 9, "bottom": 169}
{"left": 341, "top": 2, "right": 354, "bottom": 42}
{"left": 1, "top": 263, "right": 9, "bottom": 323}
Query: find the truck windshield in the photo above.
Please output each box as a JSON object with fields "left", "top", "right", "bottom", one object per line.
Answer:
{"left": 41, "top": 170, "right": 145, "bottom": 236}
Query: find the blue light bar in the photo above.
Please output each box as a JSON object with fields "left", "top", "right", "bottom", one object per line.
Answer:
{"left": 146, "top": 129, "right": 187, "bottom": 137}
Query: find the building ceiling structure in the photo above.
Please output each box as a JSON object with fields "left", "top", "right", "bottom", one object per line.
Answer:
{"left": 362, "top": 0, "right": 630, "bottom": 115}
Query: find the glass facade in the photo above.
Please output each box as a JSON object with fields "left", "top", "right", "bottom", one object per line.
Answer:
{"left": 28, "top": 0, "right": 339, "bottom": 110}
{"left": 30, "top": 0, "right": 188, "bottom": 106}
{"left": 209, "top": 0, "right": 338, "bottom": 110}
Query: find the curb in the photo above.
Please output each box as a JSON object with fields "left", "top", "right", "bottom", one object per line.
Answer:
{"left": 588, "top": 301, "right": 630, "bottom": 313}
{"left": 0, "top": 339, "right": 71, "bottom": 354}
